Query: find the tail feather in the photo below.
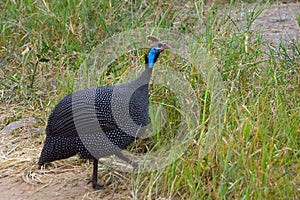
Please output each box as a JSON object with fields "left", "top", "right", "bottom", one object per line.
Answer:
{"left": 38, "top": 135, "right": 78, "bottom": 165}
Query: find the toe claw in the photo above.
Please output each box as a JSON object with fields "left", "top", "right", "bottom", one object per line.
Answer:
{"left": 93, "top": 183, "right": 104, "bottom": 190}
{"left": 87, "top": 180, "right": 104, "bottom": 190}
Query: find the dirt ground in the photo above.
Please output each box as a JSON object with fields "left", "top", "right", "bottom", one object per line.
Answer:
{"left": 0, "top": 2, "right": 299, "bottom": 200}
{"left": 251, "top": 2, "right": 300, "bottom": 47}
{"left": 0, "top": 173, "right": 91, "bottom": 200}
{"left": 0, "top": 170, "right": 134, "bottom": 200}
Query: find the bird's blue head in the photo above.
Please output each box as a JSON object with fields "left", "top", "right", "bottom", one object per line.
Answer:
{"left": 145, "top": 43, "right": 167, "bottom": 68}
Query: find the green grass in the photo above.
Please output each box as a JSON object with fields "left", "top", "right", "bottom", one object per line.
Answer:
{"left": 1, "top": 0, "right": 299, "bottom": 199}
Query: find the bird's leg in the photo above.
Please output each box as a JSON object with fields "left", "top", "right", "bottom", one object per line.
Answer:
{"left": 87, "top": 158, "right": 104, "bottom": 189}
{"left": 115, "top": 151, "right": 138, "bottom": 171}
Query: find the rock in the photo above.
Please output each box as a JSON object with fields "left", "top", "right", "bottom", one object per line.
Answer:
{"left": 0, "top": 117, "right": 37, "bottom": 133}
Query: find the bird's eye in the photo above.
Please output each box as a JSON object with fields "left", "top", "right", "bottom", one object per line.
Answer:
{"left": 157, "top": 43, "right": 163, "bottom": 48}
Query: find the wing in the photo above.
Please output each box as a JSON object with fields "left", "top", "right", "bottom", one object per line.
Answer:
{"left": 46, "top": 86, "right": 118, "bottom": 137}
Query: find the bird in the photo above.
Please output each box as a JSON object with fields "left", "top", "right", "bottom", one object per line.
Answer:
{"left": 38, "top": 37, "right": 168, "bottom": 189}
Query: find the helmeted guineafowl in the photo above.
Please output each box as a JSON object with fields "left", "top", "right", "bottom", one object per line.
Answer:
{"left": 38, "top": 39, "right": 168, "bottom": 189}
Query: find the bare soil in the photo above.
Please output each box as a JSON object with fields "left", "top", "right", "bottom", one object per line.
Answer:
{"left": 251, "top": 2, "right": 300, "bottom": 47}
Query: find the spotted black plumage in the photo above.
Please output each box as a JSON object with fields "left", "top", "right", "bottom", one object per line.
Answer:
{"left": 38, "top": 42, "right": 167, "bottom": 189}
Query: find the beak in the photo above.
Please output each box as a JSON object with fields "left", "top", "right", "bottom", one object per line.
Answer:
{"left": 158, "top": 43, "right": 170, "bottom": 53}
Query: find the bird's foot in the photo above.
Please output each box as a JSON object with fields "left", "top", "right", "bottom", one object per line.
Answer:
{"left": 93, "top": 183, "right": 104, "bottom": 190}
{"left": 132, "top": 161, "right": 139, "bottom": 172}
{"left": 87, "top": 179, "right": 104, "bottom": 190}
